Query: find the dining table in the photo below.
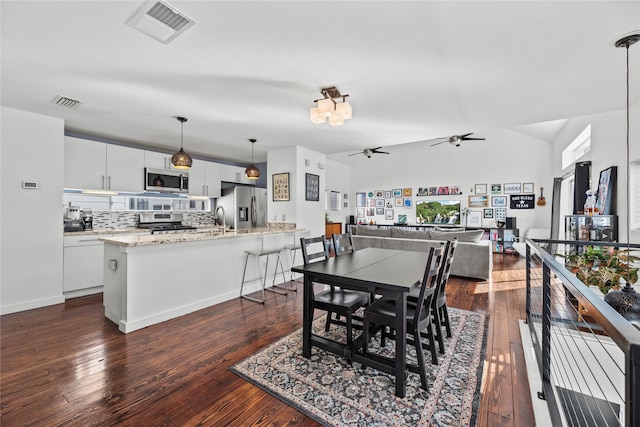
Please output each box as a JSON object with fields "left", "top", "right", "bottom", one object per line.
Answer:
{"left": 291, "top": 247, "right": 430, "bottom": 398}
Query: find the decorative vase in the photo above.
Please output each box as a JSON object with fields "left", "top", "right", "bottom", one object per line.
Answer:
{"left": 604, "top": 284, "right": 640, "bottom": 325}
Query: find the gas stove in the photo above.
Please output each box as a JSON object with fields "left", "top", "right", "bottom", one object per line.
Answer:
{"left": 139, "top": 212, "right": 197, "bottom": 234}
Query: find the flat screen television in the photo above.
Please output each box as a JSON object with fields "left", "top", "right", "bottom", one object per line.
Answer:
{"left": 416, "top": 200, "right": 461, "bottom": 225}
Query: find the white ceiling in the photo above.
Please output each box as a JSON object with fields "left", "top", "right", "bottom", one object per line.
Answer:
{"left": 1, "top": 1, "right": 639, "bottom": 165}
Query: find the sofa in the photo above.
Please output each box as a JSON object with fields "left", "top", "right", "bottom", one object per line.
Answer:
{"left": 351, "top": 225, "right": 493, "bottom": 280}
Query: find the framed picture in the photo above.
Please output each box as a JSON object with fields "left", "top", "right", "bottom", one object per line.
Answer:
{"left": 305, "top": 173, "right": 319, "bottom": 201}
{"left": 437, "top": 186, "right": 450, "bottom": 195}
{"left": 467, "top": 211, "right": 482, "bottom": 227}
{"left": 395, "top": 198, "right": 403, "bottom": 207}
{"left": 272, "top": 173, "right": 290, "bottom": 201}
{"left": 483, "top": 208, "right": 494, "bottom": 219}
{"left": 596, "top": 166, "right": 617, "bottom": 215}
{"left": 366, "top": 207, "right": 375, "bottom": 216}
{"left": 384, "top": 190, "right": 392, "bottom": 199}
{"left": 343, "top": 202, "right": 348, "bottom": 208}
{"left": 510, "top": 194, "right": 535, "bottom": 209}
{"left": 385, "top": 209, "right": 394, "bottom": 220}
{"left": 468, "top": 195, "right": 489, "bottom": 207}
{"left": 495, "top": 208, "right": 507, "bottom": 221}
{"left": 449, "top": 186, "right": 462, "bottom": 195}
{"left": 403, "top": 188, "right": 412, "bottom": 197}
{"left": 523, "top": 182, "right": 534, "bottom": 193}
{"left": 375, "top": 207, "right": 384, "bottom": 215}
{"left": 392, "top": 189, "right": 402, "bottom": 198}
{"left": 386, "top": 200, "right": 393, "bottom": 208}
{"left": 356, "top": 192, "right": 366, "bottom": 207}
{"left": 367, "top": 198, "right": 376, "bottom": 207}
{"left": 417, "top": 187, "right": 429, "bottom": 196}
{"left": 398, "top": 214, "right": 407, "bottom": 224}
{"left": 368, "top": 191, "right": 374, "bottom": 198}
{"left": 404, "top": 198, "right": 412, "bottom": 208}
{"left": 357, "top": 208, "right": 364, "bottom": 218}
{"left": 474, "top": 184, "right": 487, "bottom": 194}
{"left": 491, "top": 184, "right": 502, "bottom": 194}
{"left": 375, "top": 199, "right": 385, "bottom": 207}
{"left": 428, "top": 187, "right": 437, "bottom": 196}
{"left": 492, "top": 196, "right": 507, "bottom": 207}
{"left": 504, "top": 183, "right": 521, "bottom": 194}
{"left": 375, "top": 190, "right": 384, "bottom": 198}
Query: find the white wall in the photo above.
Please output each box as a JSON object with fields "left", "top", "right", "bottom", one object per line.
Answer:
{"left": 1, "top": 107, "right": 65, "bottom": 314}
{"left": 325, "top": 159, "right": 351, "bottom": 225}
{"left": 334, "top": 129, "right": 553, "bottom": 237}
{"left": 551, "top": 105, "right": 639, "bottom": 243}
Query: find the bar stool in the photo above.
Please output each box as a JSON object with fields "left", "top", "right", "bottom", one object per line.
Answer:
{"left": 240, "top": 235, "right": 288, "bottom": 304}
{"left": 282, "top": 231, "right": 308, "bottom": 288}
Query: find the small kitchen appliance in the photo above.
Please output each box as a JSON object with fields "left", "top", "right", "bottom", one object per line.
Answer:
{"left": 138, "top": 212, "right": 196, "bottom": 234}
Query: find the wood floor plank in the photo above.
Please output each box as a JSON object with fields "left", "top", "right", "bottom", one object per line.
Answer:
{"left": 1, "top": 256, "right": 535, "bottom": 426}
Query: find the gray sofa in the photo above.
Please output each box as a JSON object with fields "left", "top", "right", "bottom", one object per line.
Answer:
{"left": 351, "top": 225, "right": 493, "bottom": 280}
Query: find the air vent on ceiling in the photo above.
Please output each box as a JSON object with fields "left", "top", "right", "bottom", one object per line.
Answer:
{"left": 126, "top": 0, "right": 196, "bottom": 44}
{"left": 51, "top": 95, "right": 82, "bottom": 109}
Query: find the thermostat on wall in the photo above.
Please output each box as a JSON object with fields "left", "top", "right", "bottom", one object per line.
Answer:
{"left": 22, "top": 181, "right": 38, "bottom": 189}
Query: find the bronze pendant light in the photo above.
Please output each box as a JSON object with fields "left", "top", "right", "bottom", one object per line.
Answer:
{"left": 171, "top": 116, "right": 192, "bottom": 170}
{"left": 245, "top": 138, "right": 260, "bottom": 180}
{"left": 603, "top": 33, "right": 640, "bottom": 324}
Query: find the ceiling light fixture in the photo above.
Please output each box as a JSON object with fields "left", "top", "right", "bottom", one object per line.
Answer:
{"left": 603, "top": 32, "right": 640, "bottom": 324}
{"left": 245, "top": 138, "right": 260, "bottom": 180}
{"left": 310, "top": 87, "right": 352, "bottom": 127}
{"left": 171, "top": 116, "right": 192, "bottom": 170}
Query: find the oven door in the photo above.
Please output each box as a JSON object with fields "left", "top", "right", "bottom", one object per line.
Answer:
{"left": 145, "top": 168, "right": 189, "bottom": 193}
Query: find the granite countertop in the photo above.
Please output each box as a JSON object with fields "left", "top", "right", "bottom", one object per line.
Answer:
{"left": 99, "top": 228, "right": 302, "bottom": 247}
{"left": 64, "top": 228, "right": 150, "bottom": 236}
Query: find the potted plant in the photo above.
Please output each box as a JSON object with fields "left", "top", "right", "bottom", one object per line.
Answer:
{"left": 559, "top": 246, "right": 639, "bottom": 294}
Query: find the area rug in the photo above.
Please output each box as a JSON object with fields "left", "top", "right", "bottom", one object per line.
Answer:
{"left": 230, "top": 308, "right": 488, "bottom": 426}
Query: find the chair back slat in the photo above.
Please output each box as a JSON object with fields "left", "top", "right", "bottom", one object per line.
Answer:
{"left": 332, "top": 233, "right": 354, "bottom": 256}
{"left": 413, "top": 243, "right": 446, "bottom": 324}
{"left": 300, "top": 235, "right": 329, "bottom": 264}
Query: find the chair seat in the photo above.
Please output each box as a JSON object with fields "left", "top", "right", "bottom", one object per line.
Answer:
{"left": 315, "top": 288, "right": 370, "bottom": 309}
{"left": 365, "top": 294, "right": 432, "bottom": 324}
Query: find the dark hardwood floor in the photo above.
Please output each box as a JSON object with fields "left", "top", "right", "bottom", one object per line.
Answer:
{"left": 1, "top": 254, "right": 535, "bottom": 426}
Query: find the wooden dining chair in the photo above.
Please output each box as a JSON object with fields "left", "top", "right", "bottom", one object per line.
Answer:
{"left": 300, "top": 235, "right": 370, "bottom": 350}
{"left": 332, "top": 233, "right": 355, "bottom": 256}
{"left": 362, "top": 244, "right": 445, "bottom": 391}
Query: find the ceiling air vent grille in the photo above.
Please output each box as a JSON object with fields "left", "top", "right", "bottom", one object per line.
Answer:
{"left": 51, "top": 95, "right": 82, "bottom": 109}
{"left": 126, "top": 0, "right": 196, "bottom": 44}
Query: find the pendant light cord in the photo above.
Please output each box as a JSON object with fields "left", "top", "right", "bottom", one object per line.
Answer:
{"left": 625, "top": 42, "right": 631, "bottom": 286}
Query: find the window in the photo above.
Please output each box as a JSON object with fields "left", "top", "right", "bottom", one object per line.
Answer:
{"left": 562, "top": 124, "right": 591, "bottom": 170}
{"left": 329, "top": 191, "right": 341, "bottom": 211}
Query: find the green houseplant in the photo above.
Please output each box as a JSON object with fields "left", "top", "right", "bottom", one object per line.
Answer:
{"left": 559, "top": 246, "right": 639, "bottom": 294}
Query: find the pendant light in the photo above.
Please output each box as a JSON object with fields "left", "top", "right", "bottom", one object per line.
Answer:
{"left": 245, "top": 138, "right": 260, "bottom": 180}
{"left": 171, "top": 116, "right": 192, "bottom": 170}
{"left": 603, "top": 33, "right": 640, "bottom": 324}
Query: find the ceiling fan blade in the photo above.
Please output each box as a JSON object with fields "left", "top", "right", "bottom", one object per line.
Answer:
{"left": 371, "top": 148, "right": 389, "bottom": 154}
{"left": 459, "top": 133, "right": 473, "bottom": 139}
{"left": 461, "top": 137, "right": 486, "bottom": 141}
{"left": 348, "top": 152, "right": 362, "bottom": 156}
{"left": 430, "top": 140, "right": 448, "bottom": 147}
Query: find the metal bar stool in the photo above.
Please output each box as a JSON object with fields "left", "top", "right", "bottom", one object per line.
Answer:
{"left": 240, "top": 240, "right": 288, "bottom": 304}
{"left": 282, "top": 231, "right": 308, "bottom": 290}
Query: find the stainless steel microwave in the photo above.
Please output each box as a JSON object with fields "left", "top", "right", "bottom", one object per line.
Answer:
{"left": 144, "top": 168, "right": 189, "bottom": 193}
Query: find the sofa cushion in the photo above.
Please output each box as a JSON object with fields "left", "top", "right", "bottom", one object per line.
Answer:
{"left": 391, "top": 228, "right": 431, "bottom": 240}
{"left": 356, "top": 226, "right": 392, "bottom": 237}
{"left": 431, "top": 229, "right": 485, "bottom": 243}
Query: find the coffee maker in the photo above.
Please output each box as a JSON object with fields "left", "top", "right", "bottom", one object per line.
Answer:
{"left": 64, "top": 205, "right": 84, "bottom": 232}
{"left": 82, "top": 209, "right": 93, "bottom": 230}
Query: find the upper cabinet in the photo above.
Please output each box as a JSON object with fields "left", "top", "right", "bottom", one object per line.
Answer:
{"left": 64, "top": 137, "right": 144, "bottom": 192}
{"left": 189, "top": 159, "right": 221, "bottom": 198}
{"left": 144, "top": 150, "right": 174, "bottom": 170}
{"left": 220, "top": 163, "right": 255, "bottom": 185}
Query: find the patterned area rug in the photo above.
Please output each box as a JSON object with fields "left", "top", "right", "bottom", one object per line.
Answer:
{"left": 230, "top": 308, "right": 488, "bottom": 426}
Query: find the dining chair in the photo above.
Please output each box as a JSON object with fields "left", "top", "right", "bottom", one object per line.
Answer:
{"left": 332, "top": 233, "right": 355, "bottom": 256}
{"left": 300, "top": 235, "right": 370, "bottom": 349}
{"left": 362, "top": 244, "right": 445, "bottom": 391}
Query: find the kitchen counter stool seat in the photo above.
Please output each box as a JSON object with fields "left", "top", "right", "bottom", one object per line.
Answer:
{"left": 240, "top": 247, "right": 288, "bottom": 304}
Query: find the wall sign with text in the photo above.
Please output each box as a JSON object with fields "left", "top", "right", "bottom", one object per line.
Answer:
{"left": 510, "top": 194, "right": 535, "bottom": 209}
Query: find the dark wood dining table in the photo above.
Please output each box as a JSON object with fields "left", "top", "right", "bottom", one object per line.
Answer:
{"left": 291, "top": 247, "right": 429, "bottom": 398}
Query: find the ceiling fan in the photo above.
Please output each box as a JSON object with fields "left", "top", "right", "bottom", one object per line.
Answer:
{"left": 348, "top": 147, "right": 390, "bottom": 158}
{"left": 430, "top": 133, "right": 485, "bottom": 147}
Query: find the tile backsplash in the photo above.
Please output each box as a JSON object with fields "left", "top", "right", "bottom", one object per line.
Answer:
{"left": 92, "top": 211, "right": 217, "bottom": 230}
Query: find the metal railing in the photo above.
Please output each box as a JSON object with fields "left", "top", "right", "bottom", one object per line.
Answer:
{"left": 525, "top": 239, "right": 640, "bottom": 427}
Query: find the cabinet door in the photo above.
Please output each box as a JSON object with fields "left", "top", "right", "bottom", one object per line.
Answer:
{"left": 188, "top": 159, "right": 207, "bottom": 197}
{"left": 204, "top": 162, "right": 221, "bottom": 198}
{"left": 219, "top": 164, "right": 241, "bottom": 183}
{"left": 64, "top": 137, "right": 107, "bottom": 190}
{"left": 63, "top": 235, "right": 107, "bottom": 292}
{"left": 144, "top": 150, "right": 173, "bottom": 170}
{"left": 106, "top": 144, "right": 145, "bottom": 192}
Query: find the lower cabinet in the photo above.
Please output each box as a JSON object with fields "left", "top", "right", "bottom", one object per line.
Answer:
{"left": 63, "top": 234, "right": 108, "bottom": 296}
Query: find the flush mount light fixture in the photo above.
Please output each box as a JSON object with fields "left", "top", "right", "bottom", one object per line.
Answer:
{"left": 171, "top": 116, "right": 192, "bottom": 170}
{"left": 245, "top": 138, "right": 260, "bottom": 180}
{"left": 310, "top": 87, "right": 352, "bottom": 126}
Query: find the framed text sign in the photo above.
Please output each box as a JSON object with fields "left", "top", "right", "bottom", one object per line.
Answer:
{"left": 510, "top": 194, "right": 535, "bottom": 209}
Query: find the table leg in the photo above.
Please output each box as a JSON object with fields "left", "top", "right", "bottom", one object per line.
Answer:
{"left": 303, "top": 275, "right": 313, "bottom": 358}
{"left": 395, "top": 290, "right": 407, "bottom": 398}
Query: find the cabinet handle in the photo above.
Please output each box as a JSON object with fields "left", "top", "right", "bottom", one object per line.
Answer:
{"left": 203, "top": 184, "right": 206, "bottom": 196}
{"left": 102, "top": 175, "right": 105, "bottom": 190}
{"left": 108, "top": 176, "right": 111, "bottom": 190}
{"left": 206, "top": 185, "right": 209, "bottom": 196}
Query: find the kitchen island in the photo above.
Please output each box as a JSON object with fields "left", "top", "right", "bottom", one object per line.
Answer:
{"left": 100, "top": 228, "right": 309, "bottom": 333}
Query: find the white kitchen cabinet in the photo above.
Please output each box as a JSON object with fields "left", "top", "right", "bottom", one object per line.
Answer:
{"left": 64, "top": 137, "right": 144, "bottom": 192}
{"left": 144, "top": 150, "right": 174, "bottom": 170}
{"left": 63, "top": 234, "right": 108, "bottom": 296}
{"left": 220, "top": 163, "right": 254, "bottom": 185}
{"left": 190, "top": 159, "right": 221, "bottom": 198}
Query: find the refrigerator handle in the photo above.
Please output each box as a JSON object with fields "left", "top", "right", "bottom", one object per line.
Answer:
{"left": 250, "top": 196, "right": 257, "bottom": 227}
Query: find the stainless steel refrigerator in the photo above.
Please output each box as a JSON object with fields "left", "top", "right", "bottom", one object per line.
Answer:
{"left": 217, "top": 186, "right": 267, "bottom": 230}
